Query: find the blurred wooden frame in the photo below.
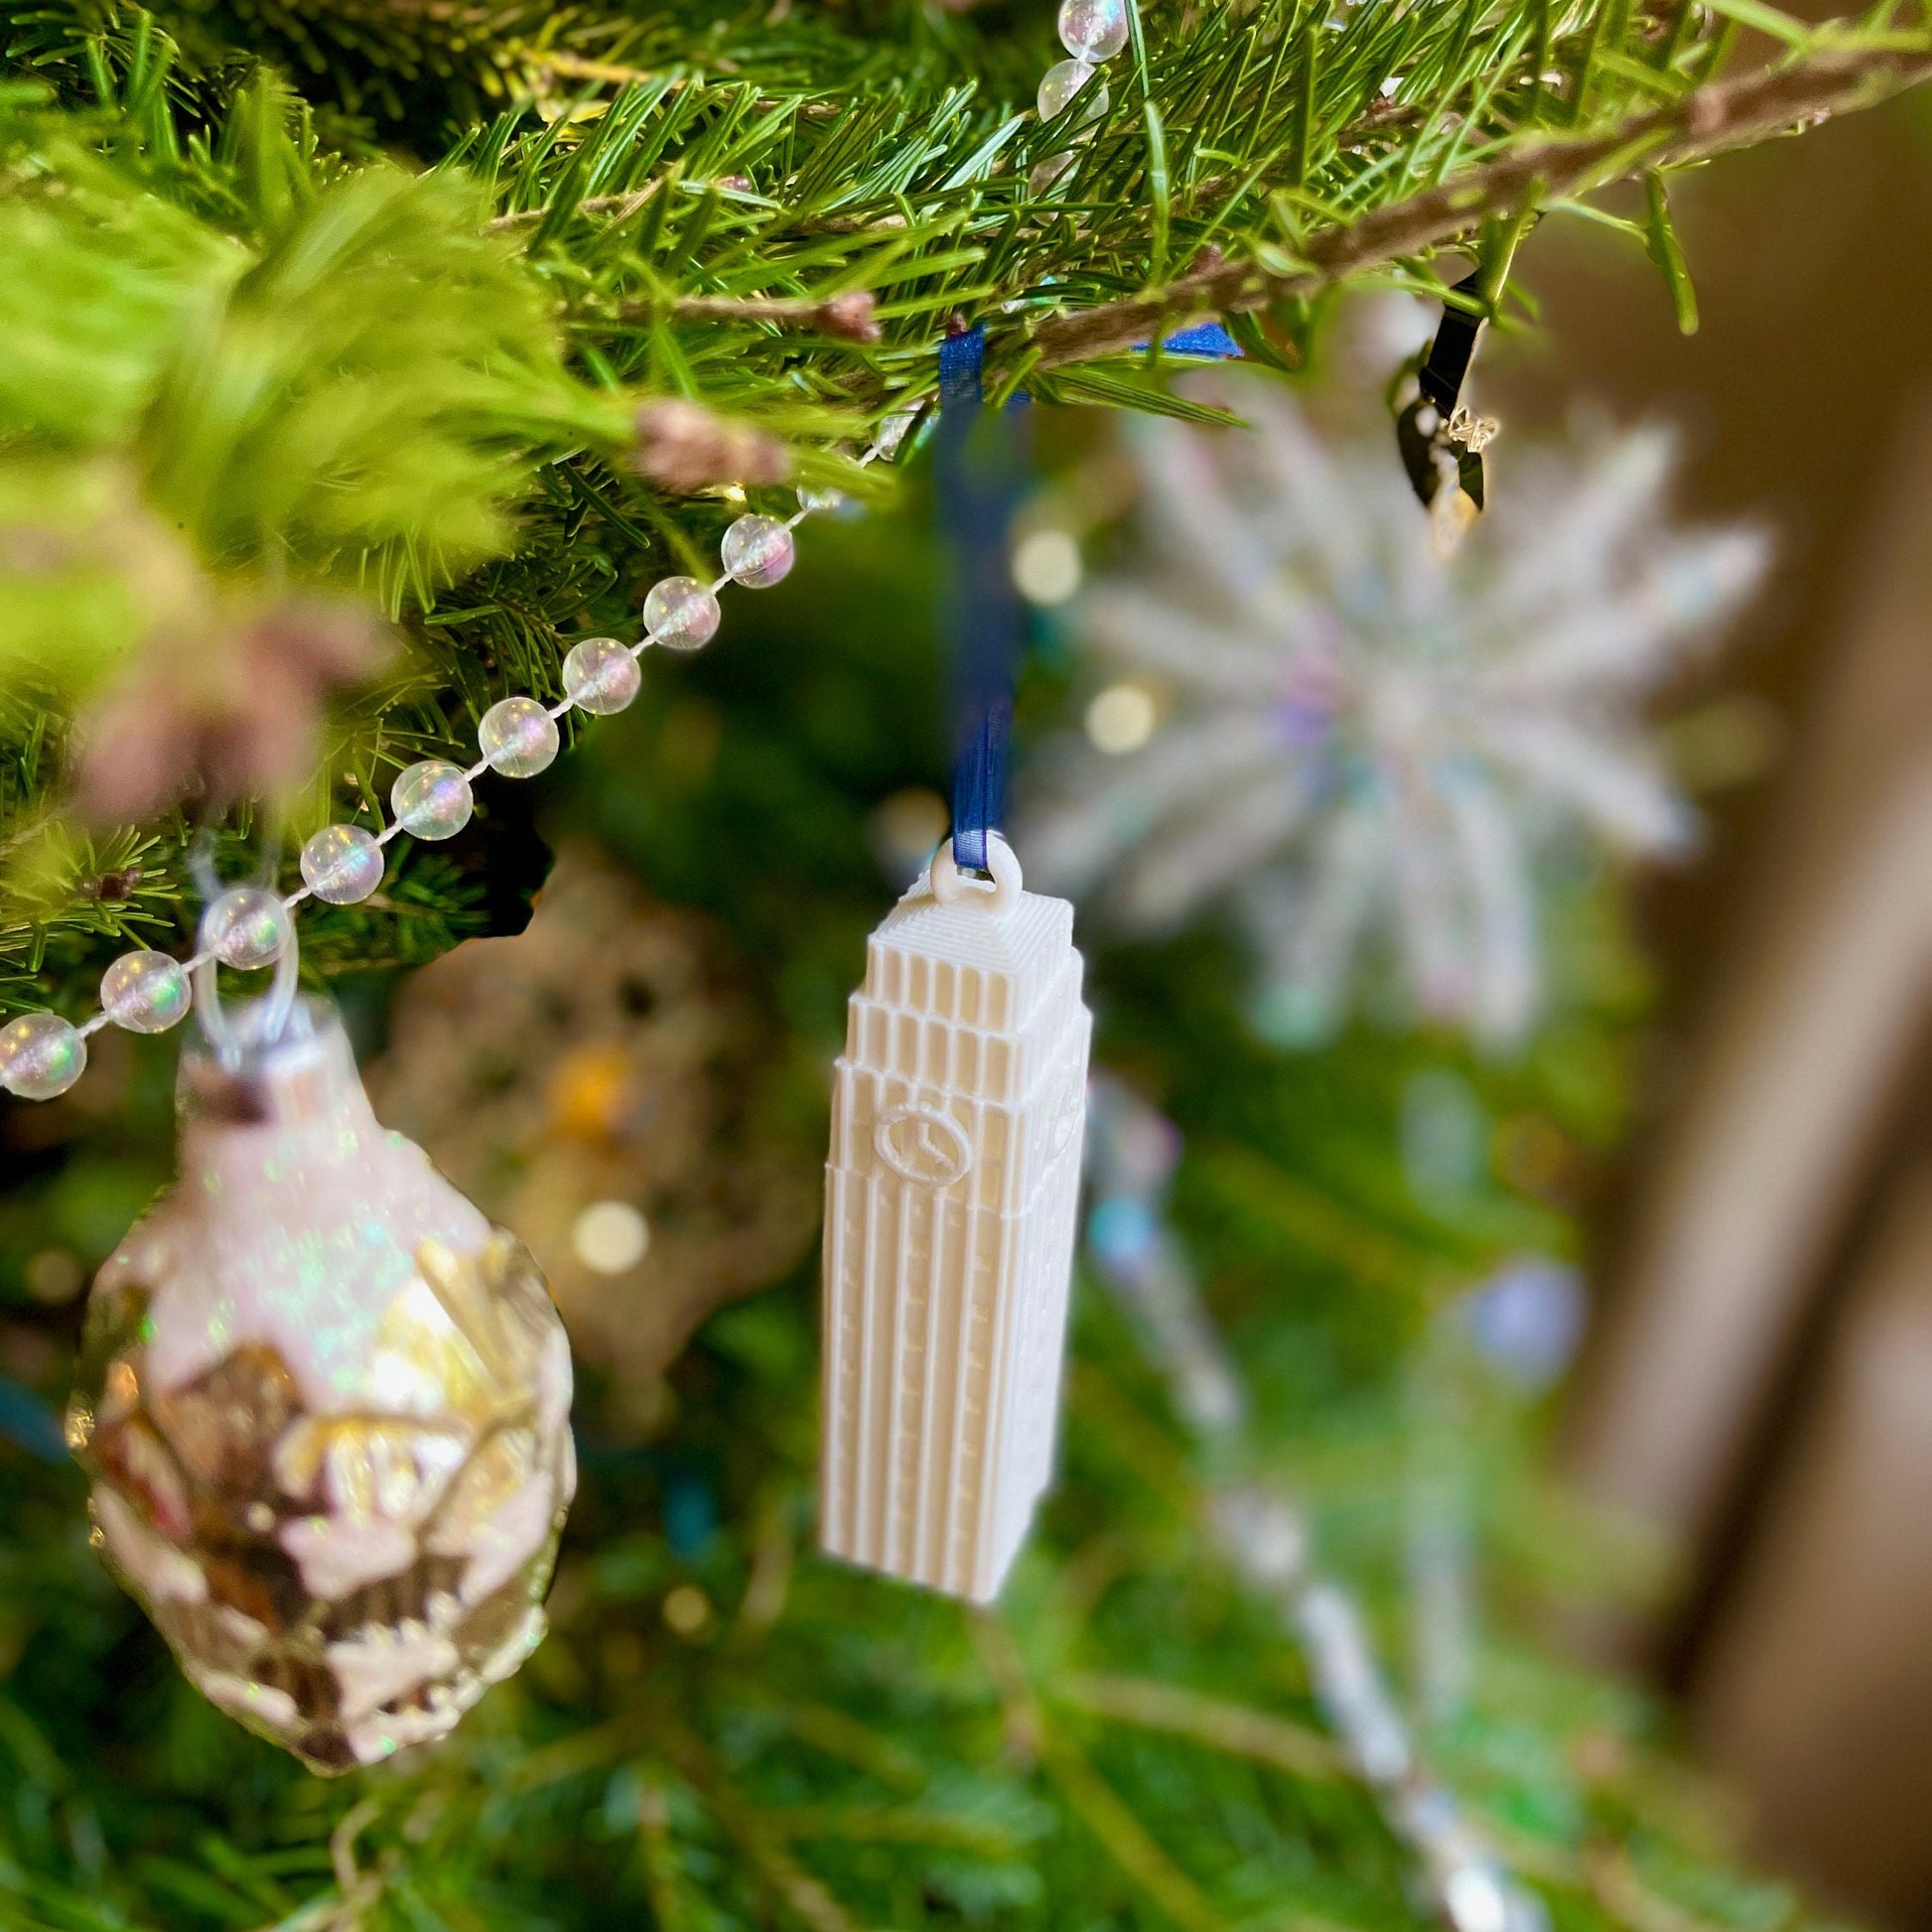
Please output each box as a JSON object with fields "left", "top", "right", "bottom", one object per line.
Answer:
{"left": 1566, "top": 398, "right": 1932, "bottom": 1914}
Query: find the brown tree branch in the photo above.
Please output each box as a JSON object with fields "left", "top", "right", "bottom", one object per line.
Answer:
{"left": 1023, "top": 40, "right": 1932, "bottom": 372}
{"left": 618, "top": 289, "right": 882, "bottom": 341}
{"left": 1052, "top": 1671, "right": 1346, "bottom": 1780}
{"left": 483, "top": 185, "right": 666, "bottom": 232}
{"left": 485, "top": 180, "right": 905, "bottom": 240}
{"left": 520, "top": 47, "right": 841, "bottom": 117}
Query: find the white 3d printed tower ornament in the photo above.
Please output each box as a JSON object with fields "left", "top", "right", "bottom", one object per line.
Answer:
{"left": 821, "top": 835, "right": 1091, "bottom": 1601}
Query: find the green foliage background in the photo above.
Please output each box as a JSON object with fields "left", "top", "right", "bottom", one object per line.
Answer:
{"left": 0, "top": 0, "right": 1919, "bottom": 1926}
{"left": 1, "top": 508, "right": 1761, "bottom": 1932}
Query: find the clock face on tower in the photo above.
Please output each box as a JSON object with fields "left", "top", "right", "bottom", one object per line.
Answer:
{"left": 873, "top": 1102, "right": 977, "bottom": 1188}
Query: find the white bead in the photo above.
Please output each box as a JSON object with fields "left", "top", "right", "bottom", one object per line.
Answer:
{"left": 720, "top": 514, "right": 795, "bottom": 589}
{"left": 203, "top": 888, "right": 292, "bottom": 970}
{"left": 479, "top": 696, "right": 560, "bottom": 778}
{"left": 1030, "top": 153, "right": 1077, "bottom": 196}
{"left": 391, "top": 760, "right": 474, "bottom": 841}
{"left": 0, "top": 1011, "right": 86, "bottom": 1098}
{"left": 100, "top": 951, "right": 190, "bottom": 1034}
{"left": 562, "top": 637, "right": 641, "bottom": 716}
{"left": 1057, "top": 0, "right": 1128, "bottom": 61}
{"left": 301, "top": 825, "right": 385, "bottom": 905}
{"left": 642, "top": 576, "right": 722, "bottom": 652}
{"left": 797, "top": 483, "right": 845, "bottom": 513}
{"left": 874, "top": 411, "right": 917, "bottom": 459}
{"left": 1038, "top": 58, "right": 1107, "bottom": 124}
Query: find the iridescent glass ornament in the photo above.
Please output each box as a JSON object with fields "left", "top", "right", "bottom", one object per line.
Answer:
{"left": 67, "top": 998, "right": 575, "bottom": 1773}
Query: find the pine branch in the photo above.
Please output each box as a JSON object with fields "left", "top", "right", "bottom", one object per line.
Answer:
{"left": 663, "top": 1726, "right": 869, "bottom": 1932}
{"left": 4, "top": 0, "right": 1921, "bottom": 1016}
{"left": 1024, "top": 36, "right": 1932, "bottom": 371}
{"left": 1036, "top": 1719, "right": 1230, "bottom": 1932}
{"left": 1052, "top": 1673, "right": 1345, "bottom": 1781}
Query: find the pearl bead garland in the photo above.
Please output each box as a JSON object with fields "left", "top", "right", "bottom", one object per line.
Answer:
{"left": 562, "top": 637, "right": 640, "bottom": 715}
{"left": 1057, "top": 0, "right": 1129, "bottom": 61}
{"left": 1038, "top": 58, "right": 1108, "bottom": 124}
{"left": 641, "top": 576, "right": 721, "bottom": 651}
{"left": 0, "top": 14, "right": 1176, "bottom": 1093}
{"left": 1032, "top": 0, "right": 1129, "bottom": 193}
{"left": 479, "top": 695, "right": 562, "bottom": 777}
{"left": 4, "top": 454, "right": 889, "bottom": 1090}
{"left": 720, "top": 513, "right": 795, "bottom": 589}
{"left": 202, "top": 888, "right": 293, "bottom": 970}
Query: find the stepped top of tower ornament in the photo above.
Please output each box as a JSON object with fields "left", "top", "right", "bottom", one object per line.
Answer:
{"left": 862, "top": 841, "right": 1079, "bottom": 1032}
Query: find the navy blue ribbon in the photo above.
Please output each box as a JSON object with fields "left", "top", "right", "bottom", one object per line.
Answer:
{"left": 1137, "top": 322, "right": 1244, "bottom": 359}
{"left": 935, "top": 325, "right": 1029, "bottom": 874}
{"left": 933, "top": 320, "right": 1237, "bottom": 873}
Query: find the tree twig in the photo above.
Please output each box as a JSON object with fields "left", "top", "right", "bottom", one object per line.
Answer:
{"left": 661, "top": 1724, "right": 869, "bottom": 1932}
{"left": 1024, "top": 41, "right": 1932, "bottom": 371}
{"left": 1052, "top": 1671, "right": 1346, "bottom": 1781}
{"left": 635, "top": 1773, "right": 696, "bottom": 1932}
{"left": 483, "top": 184, "right": 666, "bottom": 232}
{"left": 1035, "top": 1718, "right": 1230, "bottom": 1932}
{"left": 618, "top": 290, "right": 882, "bottom": 341}
{"left": 518, "top": 47, "right": 840, "bottom": 117}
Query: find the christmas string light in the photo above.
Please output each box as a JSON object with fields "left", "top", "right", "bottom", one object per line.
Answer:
{"left": 0, "top": 422, "right": 917, "bottom": 1102}
{"left": 1085, "top": 1073, "right": 1549, "bottom": 1932}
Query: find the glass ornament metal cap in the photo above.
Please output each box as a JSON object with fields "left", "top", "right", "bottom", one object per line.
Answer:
{"left": 66, "top": 920, "right": 576, "bottom": 1775}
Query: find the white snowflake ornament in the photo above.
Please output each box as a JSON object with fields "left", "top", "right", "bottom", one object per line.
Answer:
{"left": 1019, "top": 375, "right": 1769, "bottom": 1045}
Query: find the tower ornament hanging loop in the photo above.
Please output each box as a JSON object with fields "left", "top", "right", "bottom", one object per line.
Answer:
{"left": 930, "top": 830, "right": 1024, "bottom": 913}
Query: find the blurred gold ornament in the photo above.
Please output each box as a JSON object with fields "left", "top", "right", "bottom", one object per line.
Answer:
{"left": 67, "top": 1001, "right": 575, "bottom": 1774}
{"left": 366, "top": 843, "right": 818, "bottom": 1405}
